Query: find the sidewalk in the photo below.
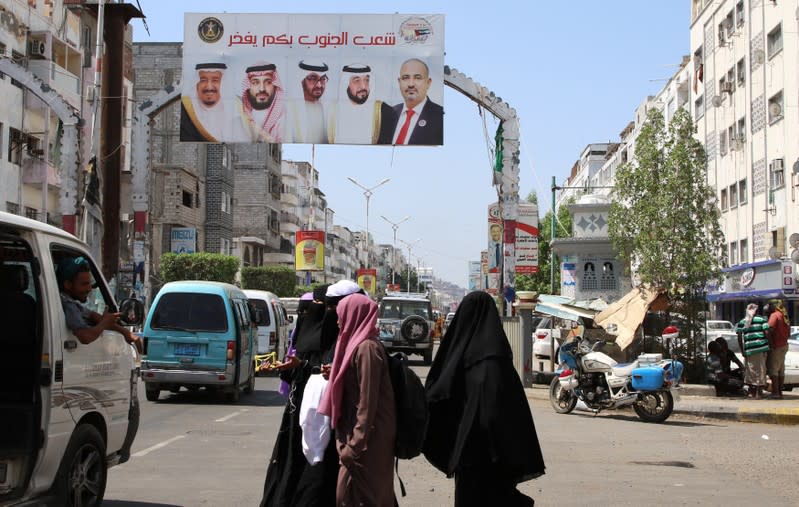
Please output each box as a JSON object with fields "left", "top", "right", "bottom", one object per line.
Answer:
{"left": 526, "top": 383, "right": 799, "bottom": 425}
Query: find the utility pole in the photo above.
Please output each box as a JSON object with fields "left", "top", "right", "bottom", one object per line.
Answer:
{"left": 381, "top": 214, "right": 410, "bottom": 285}
{"left": 399, "top": 238, "right": 421, "bottom": 293}
{"left": 347, "top": 177, "right": 390, "bottom": 270}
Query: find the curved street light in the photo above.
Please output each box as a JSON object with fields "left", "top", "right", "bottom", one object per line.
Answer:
{"left": 381, "top": 214, "right": 411, "bottom": 285}
{"left": 347, "top": 177, "right": 391, "bottom": 269}
{"left": 399, "top": 237, "right": 422, "bottom": 293}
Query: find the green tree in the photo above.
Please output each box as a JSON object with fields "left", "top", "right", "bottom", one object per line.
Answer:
{"left": 159, "top": 252, "right": 240, "bottom": 284}
{"left": 516, "top": 194, "right": 572, "bottom": 295}
{"left": 608, "top": 108, "right": 725, "bottom": 378}
{"left": 240, "top": 265, "right": 298, "bottom": 296}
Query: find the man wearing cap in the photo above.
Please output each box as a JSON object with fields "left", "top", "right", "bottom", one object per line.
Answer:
{"left": 327, "top": 64, "right": 396, "bottom": 145}
{"left": 181, "top": 62, "right": 230, "bottom": 142}
{"left": 285, "top": 60, "right": 330, "bottom": 144}
{"left": 385, "top": 58, "right": 444, "bottom": 145}
{"left": 234, "top": 62, "right": 285, "bottom": 143}
{"left": 58, "top": 257, "right": 141, "bottom": 352}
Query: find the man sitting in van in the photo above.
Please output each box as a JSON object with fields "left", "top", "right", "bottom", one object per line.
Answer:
{"left": 58, "top": 256, "right": 142, "bottom": 352}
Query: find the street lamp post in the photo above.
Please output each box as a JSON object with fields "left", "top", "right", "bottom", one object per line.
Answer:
{"left": 399, "top": 238, "right": 421, "bottom": 293}
{"left": 348, "top": 177, "right": 390, "bottom": 269}
{"left": 381, "top": 214, "right": 411, "bottom": 285}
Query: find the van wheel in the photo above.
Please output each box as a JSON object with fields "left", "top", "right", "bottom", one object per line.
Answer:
{"left": 50, "top": 424, "right": 107, "bottom": 507}
{"left": 244, "top": 371, "right": 255, "bottom": 394}
{"left": 145, "top": 387, "right": 160, "bottom": 402}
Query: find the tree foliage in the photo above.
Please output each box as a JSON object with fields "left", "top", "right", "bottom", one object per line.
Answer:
{"left": 240, "top": 265, "right": 298, "bottom": 296}
{"left": 608, "top": 108, "right": 724, "bottom": 293}
{"left": 159, "top": 252, "right": 240, "bottom": 284}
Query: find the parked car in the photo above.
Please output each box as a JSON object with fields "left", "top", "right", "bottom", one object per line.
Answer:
{"left": 532, "top": 316, "right": 564, "bottom": 372}
{"left": 378, "top": 292, "right": 435, "bottom": 364}
{"left": 141, "top": 281, "right": 259, "bottom": 403}
{"left": 244, "top": 289, "right": 290, "bottom": 359}
{"left": 0, "top": 211, "right": 142, "bottom": 505}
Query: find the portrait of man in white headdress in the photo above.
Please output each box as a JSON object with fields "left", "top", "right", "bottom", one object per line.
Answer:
{"left": 284, "top": 60, "right": 330, "bottom": 144}
{"left": 180, "top": 62, "right": 230, "bottom": 142}
{"left": 233, "top": 62, "right": 285, "bottom": 143}
{"left": 327, "top": 64, "right": 396, "bottom": 145}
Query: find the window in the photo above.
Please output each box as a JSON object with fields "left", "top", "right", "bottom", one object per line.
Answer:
{"left": 729, "top": 241, "right": 738, "bottom": 266}
{"left": 739, "top": 179, "right": 747, "bottom": 204}
{"left": 727, "top": 125, "right": 735, "bottom": 152}
{"left": 221, "top": 191, "right": 228, "bottom": 213}
{"left": 6, "top": 202, "right": 18, "bottom": 214}
{"left": 0, "top": 42, "right": 5, "bottom": 79}
{"left": 736, "top": 117, "right": 746, "bottom": 142}
{"left": 739, "top": 239, "right": 748, "bottom": 264}
{"left": 24, "top": 207, "right": 37, "bottom": 220}
{"left": 719, "top": 130, "right": 728, "bottom": 156}
{"left": 768, "top": 91, "right": 783, "bottom": 124}
{"left": 151, "top": 293, "right": 228, "bottom": 332}
{"left": 8, "top": 128, "right": 23, "bottom": 165}
{"left": 182, "top": 190, "right": 193, "bottom": 208}
{"left": 599, "top": 262, "right": 617, "bottom": 291}
{"left": 82, "top": 26, "right": 92, "bottom": 68}
{"left": 695, "top": 95, "right": 704, "bottom": 119}
{"left": 221, "top": 146, "right": 229, "bottom": 169}
{"left": 720, "top": 188, "right": 728, "bottom": 210}
{"left": 10, "top": 51, "right": 24, "bottom": 89}
{"left": 582, "top": 262, "right": 597, "bottom": 290}
{"left": 269, "top": 209, "right": 279, "bottom": 233}
{"left": 767, "top": 23, "right": 783, "bottom": 59}
{"left": 735, "top": 1, "right": 744, "bottom": 27}
{"left": 736, "top": 58, "right": 745, "bottom": 86}
{"left": 769, "top": 158, "right": 785, "bottom": 189}
{"left": 729, "top": 183, "right": 738, "bottom": 208}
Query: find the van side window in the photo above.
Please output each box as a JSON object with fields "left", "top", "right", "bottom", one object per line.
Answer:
{"left": 234, "top": 300, "right": 250, "bottom": 328}
{"left": 50, "top": 246, "right": 113, "bottom": 315}
{"left": 271, "top": 301, "right": 283, "bottom": 326}
{"left": 249, "top": 299, "right": 270, "bottom": 326}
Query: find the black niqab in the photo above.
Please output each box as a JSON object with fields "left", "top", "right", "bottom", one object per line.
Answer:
{"left": 423, "top": 291, "right": 545, "bottom": 482}
{"left": 293, "top": 301, "right": 326, "bottom": 355}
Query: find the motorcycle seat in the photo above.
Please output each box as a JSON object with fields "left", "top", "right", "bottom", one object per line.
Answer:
{"left": 612, "top": 361, "right": 639, "bottom": 378}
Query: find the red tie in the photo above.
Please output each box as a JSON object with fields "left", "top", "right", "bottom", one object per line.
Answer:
{"left": 395, "top": 110, "right": 415, "bottom": 144}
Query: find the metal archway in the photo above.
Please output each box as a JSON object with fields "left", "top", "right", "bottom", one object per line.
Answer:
{"left": 0, "top": 57, "right": 82, "bottom": 220}
{"left": 131, "top": 67, "right": 521, "bottom": 288}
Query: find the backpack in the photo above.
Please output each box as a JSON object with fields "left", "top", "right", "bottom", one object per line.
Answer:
{"left": 386, "top": 350, "right": 428, "bottom": 459}
{"left": 385, "top": 348, "right": 428, "bottom": 497}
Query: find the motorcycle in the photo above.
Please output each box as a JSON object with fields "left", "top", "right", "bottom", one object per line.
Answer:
{"left": 549, "top": 336, "right": 684, "bottom": 423}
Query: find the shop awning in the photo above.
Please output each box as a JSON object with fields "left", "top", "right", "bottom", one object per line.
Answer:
{"left": 594, "top": 286, "right": 669, "bottom": 350}
{"left": 534, "top": 301, "right": 599, "bottom": 322}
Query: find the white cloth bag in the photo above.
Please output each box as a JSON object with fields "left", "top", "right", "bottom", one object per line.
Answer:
{"left": 299, "top": 373, "right": 331, "bottom": 465}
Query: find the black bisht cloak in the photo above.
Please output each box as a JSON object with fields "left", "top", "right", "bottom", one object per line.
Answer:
{"left": 260, "top": 286, "right": 339, "bottom": 507}
{"left": 423, "top": 291, "right": 546, "bottom": 482}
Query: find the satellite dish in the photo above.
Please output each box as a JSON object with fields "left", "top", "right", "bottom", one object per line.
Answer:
{"left": 754, "top": 49, "right": 765, "bottom": 65}
{"left": 768, "top": 246, "right": 782, "bottom": 260}
{"left": 791, "top": 233, "right": 799, "bottom": 248}
{"left": 769, "top": 102, "right": 783, "bottom": 118}
{"left": 792, "top": 249, "right": 799, "bottom": 264}
{"left": 712, "top": 95, "right": 723, "bottom": 108}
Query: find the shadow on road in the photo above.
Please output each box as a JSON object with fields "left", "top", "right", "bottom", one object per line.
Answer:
{"left": 147, "top": 388, "right": 288, "bottom": 408}
{"left": 570, "top": 411, "right": 722, "bottom": 428}
{"left": 103, "top": 502, "right": 182, "bottom": 507}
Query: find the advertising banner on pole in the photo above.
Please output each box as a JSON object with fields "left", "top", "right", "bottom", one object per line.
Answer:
{"left": 356, "top": 268, "right": 377, "bottom": 294}
{"left": 295, "top": 230, "right": 325, "bottom": 271}
{"left": 170, "top": 227, "right": 196, "bottom": 254}
{"left": 468, "top": 260, "right": 481, "bottom": 291}
{"left": 515, "top": 203, "right": 539, "bottom": 274}
{"left": 487, "top": 203, "right": 502, "bottom": 274}
{"left": 182, "top": 13, "right": 445, "bottom": 146}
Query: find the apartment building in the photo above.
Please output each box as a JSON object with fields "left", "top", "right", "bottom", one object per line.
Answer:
{"left": 691, "top": 0, "right": 798, "bottom": 320}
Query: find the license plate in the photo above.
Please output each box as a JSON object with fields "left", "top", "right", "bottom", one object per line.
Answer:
{"left": 174, "top": 343, "right": 200, "bottom": 356}
{"left": 0, "top": 462, "right": 7, "bottom": 483}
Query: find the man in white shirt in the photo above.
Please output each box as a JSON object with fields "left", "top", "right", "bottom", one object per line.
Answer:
{"left": 387, "top": 58, "right": 443, "bottom": 145}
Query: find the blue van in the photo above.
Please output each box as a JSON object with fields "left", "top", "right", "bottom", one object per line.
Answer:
{"left": 140, "top": 281, "right": 257, "bottom": 403}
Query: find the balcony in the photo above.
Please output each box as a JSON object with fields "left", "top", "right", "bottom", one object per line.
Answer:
{"left": 22, "top": 158, "right": 61, "bottom": 187}
{"left": 27, "top": 60, "right": 81, "bottom": 109}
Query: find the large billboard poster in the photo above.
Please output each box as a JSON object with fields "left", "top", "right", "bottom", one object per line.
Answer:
{"left": 171, "top": 227, "right": 196, "bottom": 254}
{"left": 356, "top": 268, "right": 377, "bottom": 294}
{"left": 516, "top": 203, "right": 539, "bottom": 274}
{"left": 295, "top": 230, "right": 325, "bottom": 271}
{"left": 468, "top": 261, "right": 481, "bottom": 291}
{"left": 182, "top": 13, "right": 445, "bottom": 146}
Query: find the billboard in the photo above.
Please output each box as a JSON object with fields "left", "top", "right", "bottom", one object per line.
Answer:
{"left": 468, "top": 261, "right": 481, "bottom": 291}
{"left": 357, "top": 268, "right": 377, "bottom": 294}
{"left": 515, "top": 203, "right": 539, "bottom": 274}
{"left": 182, "top": 13, "right": 445, "bottom": 146}
{"left": 295, "top": 230, "right": 325, "bottom": 271}
{"left": 171, "top": 227, "right": 196, "bottom": 254}
{"left": 487, "top": 203, "right": 502, "bottom": 274}
{"left": 418, "top": 267, "right": 434, "bottom": 284}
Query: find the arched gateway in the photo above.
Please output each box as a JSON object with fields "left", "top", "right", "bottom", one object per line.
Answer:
{"left": 130, "top": 66, "right": 521, "bottom": 290}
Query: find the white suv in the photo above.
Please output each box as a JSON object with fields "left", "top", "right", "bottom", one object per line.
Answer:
{"left": 378, "top": 292, "right": 435, "bottom": 364}
{"left": 0, "top": 212, "right": 142, "bottom": 506}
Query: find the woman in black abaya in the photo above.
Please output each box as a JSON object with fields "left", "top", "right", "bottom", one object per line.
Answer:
{"left": 423, "top": 291, "right": 545, "bottom": 507}
{"left": 260, "top": 285, "right": 338, "bottom": 507}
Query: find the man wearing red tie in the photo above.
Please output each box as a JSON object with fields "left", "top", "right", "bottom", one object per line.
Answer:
{"left": 383, "top": 58, "right": 444, "bottom": 146}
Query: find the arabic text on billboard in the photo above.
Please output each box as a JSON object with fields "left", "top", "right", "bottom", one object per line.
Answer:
{"left": 515, "top": 203, "right": 539, "bottom": 274}
{"left": 182, "top": 13, "right": 445, "bottom": 146}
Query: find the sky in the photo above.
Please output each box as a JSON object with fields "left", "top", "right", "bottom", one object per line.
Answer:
{"left": 131, "top": 1, "right": 689, "bottom": 288}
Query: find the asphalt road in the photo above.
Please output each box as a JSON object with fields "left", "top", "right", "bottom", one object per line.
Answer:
{"left": 104, "top": 359, "right": 799, "bottom": 506}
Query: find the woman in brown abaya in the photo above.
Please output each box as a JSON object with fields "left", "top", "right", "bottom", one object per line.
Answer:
{"left": 318, "top": 293, "right": 396, "bottom": 507}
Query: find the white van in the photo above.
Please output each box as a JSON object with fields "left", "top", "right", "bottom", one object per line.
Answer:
{"left": 243, "top": 290, "right": 290, "bottom": 359}
{"left": 0, "top": 212, "right": 142, "bottom": 506}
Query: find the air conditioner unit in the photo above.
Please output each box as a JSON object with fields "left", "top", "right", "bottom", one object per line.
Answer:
{"left": 28, "top": 40, "right": 46, "bottom": 57}
{"left": 772, "top": 158, "right": 785, "bottom": 172}
{"left": 720, "top": 81, "right": 734, "bottom": 94}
